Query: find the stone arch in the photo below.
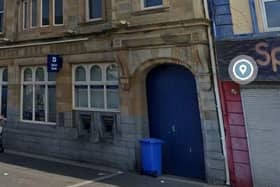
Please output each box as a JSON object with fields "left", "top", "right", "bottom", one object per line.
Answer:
{"left": 126, "top": 56, "right": 222, "bottom": 182}
{"left": 129, "top": 58, "right": 199, "bottom": 138}
{"left": 132, "top": 57, "right": 195, "bottom": 79}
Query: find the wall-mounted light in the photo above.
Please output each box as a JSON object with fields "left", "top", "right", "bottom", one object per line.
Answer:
{"left": 64, "top": 29, "right": 77, "bottom": 35}
{"left": 0, "top": 38, "right": 12, "bottom": 42}
{"left": 119, "top": 20, "right": 130, "bottom": 26}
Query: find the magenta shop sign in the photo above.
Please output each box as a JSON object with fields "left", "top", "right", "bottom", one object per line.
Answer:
{"left": 216, "top": 38, "right": 280, "bottom": 81}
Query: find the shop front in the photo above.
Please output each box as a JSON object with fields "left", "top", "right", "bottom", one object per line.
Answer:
{"left": 216, "top": 37, "right": 280, "bottom": 187}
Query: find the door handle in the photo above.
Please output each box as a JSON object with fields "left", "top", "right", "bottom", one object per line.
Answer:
{"left": 171, "top": 125, "right": 176, "bottom": 133}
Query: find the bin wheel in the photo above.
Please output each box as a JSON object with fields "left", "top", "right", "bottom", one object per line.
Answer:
{"left": 151, "top": 171, "right": 158, "bottom": 177}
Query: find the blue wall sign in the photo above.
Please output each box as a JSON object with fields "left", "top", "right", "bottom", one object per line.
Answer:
{"left": 47, "top": 55, "right": 63, "bottom": 72}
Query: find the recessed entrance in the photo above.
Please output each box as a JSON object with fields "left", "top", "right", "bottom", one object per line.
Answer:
{"left": 146, "top": 64, "right": 205, "bottom": 180}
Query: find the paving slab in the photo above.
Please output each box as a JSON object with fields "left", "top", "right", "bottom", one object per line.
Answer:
{"left": 0, "top": 152, "right": 228, "bottom": 187}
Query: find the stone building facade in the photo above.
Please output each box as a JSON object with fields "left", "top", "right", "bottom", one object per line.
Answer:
{"left": 0, "top": 0, "right": 226, "bottom": 184}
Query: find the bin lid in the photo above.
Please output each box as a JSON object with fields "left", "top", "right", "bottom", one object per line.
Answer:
{"left": 139, "top": 138, "right": 163, "bottom": 144}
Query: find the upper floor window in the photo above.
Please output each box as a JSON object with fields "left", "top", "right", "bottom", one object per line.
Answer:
{"left": 21, "top": 0, "right": 63, "bottom": 29}
{"left": 31, "top": 0, "right": 38, "bottom": 27}
{"left": 262, "top": 0, "right": 280, "bottom": 31}
{"left": 22, "top": 0, "right": 39, "bottom": 29}
{"left": 143, "top": 0, "right": 163, "bottom": 9}
{"left": 73, "top": 64, "right": 120, "bottom": 112}
{"left": 87, "top": 0, "right": 103, "bottom": 21}
{"left": 54, "top": 0, "right": 63, "bottom": 25}
{"left": 41, "top": 0, "right": 50, "bottom": 26}
{"left": 23, "top": 0, "right": 29, "bottom": 30}
{"left": 0, "top": 0, "right": 4, "bottom": 33}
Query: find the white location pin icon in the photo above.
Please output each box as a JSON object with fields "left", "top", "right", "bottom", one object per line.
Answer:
{"left": 239, "top": 64, "right": 247, "bottom": 75}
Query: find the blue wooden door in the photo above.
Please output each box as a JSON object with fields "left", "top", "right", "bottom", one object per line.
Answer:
{"left": 146, "top": 64, "right": 205, "bottom": 180}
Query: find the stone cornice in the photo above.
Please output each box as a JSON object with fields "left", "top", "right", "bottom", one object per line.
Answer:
{"left": 115, "top": 18, "right": 210, "bottom": 35}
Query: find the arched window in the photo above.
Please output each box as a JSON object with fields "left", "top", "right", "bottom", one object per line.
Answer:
{"left": 90, "top": 65, "right": 102, "bottom": 81}
{"left": 106, "top": 64, "right": 118, "bottom": 81}
{"left": 24, "top": 68, "right": 33, "bottom": 82}
{"left": 73, "top": 64, "right": 120, "bottom": 111}
{"left": 75, "top": 66, "right": 86, "bottom": 81}
{"left": 35, "top": 67, "right": 45, "bottom": 81}
{"left": 2, "top": 68, "right": 7, "bottom": 82}
{"left": 21, "top": 67, "right": 56, "bottom": 124}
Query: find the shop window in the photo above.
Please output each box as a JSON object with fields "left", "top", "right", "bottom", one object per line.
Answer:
{"left": 262, "top": 0, "right": 280, "bottom": 31}
{"left": 0, "top": 68, "right": 7, "bottom": 118}
{"left": 31, "top": 0, "right": 38, "bottom": 27}
{"left": 21, "top": 67, "right": 56, "bottom": 124}
{"left": 0, "top": 0, "right": 4, "bottom": 33}
{"left": 54, "top": 0, "right": 63, "bottom": 25}
{"left": 143, "top": 0, "right": 163, "bottom": 9}
{"left": 87, "top": 0, "right": 103, "bottom": 21}
{"left": 73, "top": 64, "right": 120, "bottom": 112}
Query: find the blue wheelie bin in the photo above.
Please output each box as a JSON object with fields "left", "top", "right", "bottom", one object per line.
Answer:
{"left": 139, "top": 138, "right": 163, "bottom": 177}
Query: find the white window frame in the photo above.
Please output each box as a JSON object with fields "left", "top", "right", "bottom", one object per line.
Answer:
{"left": 53, "top": 0, "right": 64, "bottom": 26}
{"left": 20, "top": 66, "right": 56, "bottom": 125}
{"left": 141, "top": 0, "right": 163, "bottom": 10}
{"left": 261, "top": 0, "right": 280, "bottom": 32}
{"left": 30, "top": 0, "right": 38, "bottom": 28}
{"left": 23, "top": 0, "right": 29, "bottom": 30}
{"left": 86, "top": 0, "right": 103, "bottom": 22}
{"left": 0, "top": 0, "right": 4, "bottom": 33}
{"left": 40, "top": 0, "right": 50, "bottom": 27}
{"left": 72, "top": 64, "right": 120, "bottom": 112}
{"left": 0, "top": 68, "right": 7, "bottom": 118}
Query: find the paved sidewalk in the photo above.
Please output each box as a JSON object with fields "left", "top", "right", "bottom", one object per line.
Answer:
{"left": 0, "top": 151, "right": 228, "bottom": 187}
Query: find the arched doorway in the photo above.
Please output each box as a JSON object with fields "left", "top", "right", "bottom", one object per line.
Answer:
{"left": 146, "top": 64, "right": 205, "bottom": 180}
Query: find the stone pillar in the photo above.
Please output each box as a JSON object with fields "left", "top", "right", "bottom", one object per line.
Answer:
{"left": 56, "top": 62, "right": 73, "bottom": 127}
{"left": 7, "top": 62, "right": 21, "bottom": 124}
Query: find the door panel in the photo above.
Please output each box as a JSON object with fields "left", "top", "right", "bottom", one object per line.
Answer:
{"left": 146, "top": 64, "right": 205, "bottom": 180}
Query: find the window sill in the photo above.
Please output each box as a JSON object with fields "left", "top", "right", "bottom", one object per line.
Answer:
{"left": 132, "top": 6, "right": 170, "bottom": 16}
{"left": 264, "top": 28, "right": 280, "bottom": 32}
{"left": 20, "top": 120, "right": 56, "bottom": 126}
{"left": 73, "top": 108, "right": 120, "bottom": 113}
{"left": 79, "top": 18, "right": 106, "bottom": 26}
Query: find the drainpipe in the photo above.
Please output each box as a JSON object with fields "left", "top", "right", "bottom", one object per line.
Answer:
{"left": 203, "top": 0, "right": 230, "bottom": 185}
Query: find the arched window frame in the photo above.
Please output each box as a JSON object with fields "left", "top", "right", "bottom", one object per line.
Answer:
{"left": 73, "top": 63, "right": 120, "bottom": 112}
{"left": 21, "top": 66, "right": 56, "bottom": 124}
